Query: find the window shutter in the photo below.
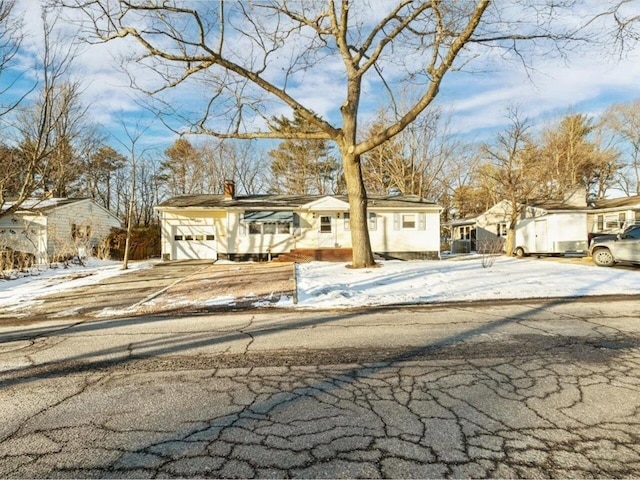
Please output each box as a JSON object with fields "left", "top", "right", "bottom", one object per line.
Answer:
{"left": 418, "top": 213, "right": 426, "bottom": 230}
{"left": 293, "top": 213, "right": 301, "bottom": 236}
{"left": 393, "top": 213, "right": 400, "bottom": 231}
{"left": 239, "top": 213, "right": 246, "bottom": 236}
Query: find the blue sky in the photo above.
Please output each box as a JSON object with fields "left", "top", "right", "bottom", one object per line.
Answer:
{"left": 3, "top": 1, "right": 640, "bottom": 156}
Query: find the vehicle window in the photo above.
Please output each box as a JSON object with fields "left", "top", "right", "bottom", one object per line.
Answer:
{"left": 625, "top": 227, "right": 640, "bottom": 239}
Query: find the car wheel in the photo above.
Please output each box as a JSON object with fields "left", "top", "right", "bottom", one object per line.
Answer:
{"left": 592, "top": 247, "right": 615, "bottom": 267}
{"left": 515, "top": 247, "right": 526, "bottom": 258}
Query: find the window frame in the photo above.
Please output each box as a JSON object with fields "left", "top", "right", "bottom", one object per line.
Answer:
{"left": 401, "top": 213, "right": 416, "bottom": 229}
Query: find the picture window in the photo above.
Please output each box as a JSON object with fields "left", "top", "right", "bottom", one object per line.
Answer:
{"left": 402, "top": 214, "right": 416, "bottom": 229}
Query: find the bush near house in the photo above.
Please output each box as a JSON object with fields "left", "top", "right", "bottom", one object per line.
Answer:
{"left": 106, "top": 226, "right": 161, "bottom": 260}
{"left": 0, "top": 248, "right": 36, "bottom": 273}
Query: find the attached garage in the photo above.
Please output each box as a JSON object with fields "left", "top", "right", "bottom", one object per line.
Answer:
{"left": 172, "top": 224, "right": 217, "bottom": 260}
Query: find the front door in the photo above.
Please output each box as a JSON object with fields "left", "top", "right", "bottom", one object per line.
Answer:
{"left": 317, "top": 214, "right": 335, "bottom": 248}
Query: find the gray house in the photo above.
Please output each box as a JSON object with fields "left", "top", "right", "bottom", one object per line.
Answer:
{"left": 0, "top": 198, "right": 121, "bottom": 263}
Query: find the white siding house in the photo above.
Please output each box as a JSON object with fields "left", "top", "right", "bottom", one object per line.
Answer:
{"left": 449, "top": 198, "right": 589, "bottom": 255}
{"left": 0, "top": 198, "right": 121, "bottom": 263}
{"left": 157, "top": 182, "right": 442, "bottom": 261}
{"left": 589, "top": 195, "right": 640, "bottom": 236}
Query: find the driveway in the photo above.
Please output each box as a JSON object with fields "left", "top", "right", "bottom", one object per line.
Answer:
{"left": 1, "top": 261, "right": 296, "bottom": 323}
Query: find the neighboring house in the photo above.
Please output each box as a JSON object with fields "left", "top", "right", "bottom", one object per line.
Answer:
{"left": 589, "top": 195, "right": 640, "bottom": 236}
{"left": 156, "top": 181, "right": 442, "bottom": 261}
{"left": 0, "top": 198, "right": 121, "bottom": 263}
{"left": 449, "top": 200, "right": 512, "bottom": 254}
{"left": 449, "top": 195, "right": 589, "bottom": 255}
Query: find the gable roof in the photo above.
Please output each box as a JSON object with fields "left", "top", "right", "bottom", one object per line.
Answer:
{"left": 1, "top": 197, "right": 121, "bottom": 223}
{"left": 1, "top": 197, "right": 86, "bottom": 213}
{"left": 593, "top": 195, "right": 640, "bottom": 209}
{"left": 526, "top": 199, "right": 588, "bottom": 212}
{"left": 157, "top": 194, "right": 441, "bottom": 210}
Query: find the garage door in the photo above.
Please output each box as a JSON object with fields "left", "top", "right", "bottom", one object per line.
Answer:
{"left": 172, "top": 225, "right": 217, "bottom": 260}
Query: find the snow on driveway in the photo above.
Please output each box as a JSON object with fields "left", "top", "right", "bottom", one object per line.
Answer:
{"left": 0, "top": 260, "right": 152, "bottom": 312}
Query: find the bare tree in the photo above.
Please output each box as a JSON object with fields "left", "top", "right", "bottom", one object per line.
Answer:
{"left": 69, "top": 0, "right": 583, "bottom": 267}
{"left": 362, "top": 108, "right": 453, "bottom": 199}
{"left": 0, "top": 0, "right": 32, "bottom": 119}
{"left": 112, "top": 118, "right": 150, "bottom": 270}
{"left": 199, "top": 140, "right": 269, "bottom": 196}
{"left": 479, "top": 109, "right": 539, "bottom": 256}
{"left": 1, "top": 6, "right": 82, "bottom": 217}
{"left": 538, "top": 113, "right": 620, "bottom": 200}
{"left": 602, "top": 100, "right": 640, "bottom": 195}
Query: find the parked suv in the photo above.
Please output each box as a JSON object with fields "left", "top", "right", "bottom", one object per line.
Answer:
{"left": 589, "top": 224, "right": 640, "bottom": 267}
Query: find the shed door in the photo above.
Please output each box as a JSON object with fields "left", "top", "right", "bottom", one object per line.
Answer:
{"left": 172, "top": 225, "right": 217, "bottom": 260}
{"left": 535, "top": 220, "right": 548, "bottom": 252}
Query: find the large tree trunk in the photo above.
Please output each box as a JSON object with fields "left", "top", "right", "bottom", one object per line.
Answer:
{"left": 342, "top": 148, "right": 376, "bottom": 268}
{"left": 340, "top": 74, "right": 376, "bottom": 268}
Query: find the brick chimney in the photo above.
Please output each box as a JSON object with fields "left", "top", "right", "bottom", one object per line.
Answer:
{"left": 223, "top": 180, "right": 236, "bottom": 200}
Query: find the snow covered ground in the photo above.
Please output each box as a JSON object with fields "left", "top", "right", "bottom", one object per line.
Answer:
{"left": 0, "top": 256, "right": 638, "bottom": 314}
{"left": 295, "top": 256, "right": 640, "bottom": 308}
{"left": 0, "top": 260, "right": 152, "bottom": 312}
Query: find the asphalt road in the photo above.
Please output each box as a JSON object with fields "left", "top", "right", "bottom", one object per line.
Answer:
{"left": 1, "top": 297, "right": 640, "bottom": 478}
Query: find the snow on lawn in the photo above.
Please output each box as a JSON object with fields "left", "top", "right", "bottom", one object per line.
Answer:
{"left": 0, "top": 259, "right": 152, "bottom": 312}
{"left": 0, "top": 256, "right": 638, "bottom": 314}
{"left": 294, "top": 257, "right": 640, "bottom": 309}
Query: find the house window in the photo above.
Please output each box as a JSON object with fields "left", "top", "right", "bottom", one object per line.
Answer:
{"left": 368, "top": 212, "right": 377, "bottom": 230}
{"left": 248, "top": 221, "right": 291, "bottom": 235}
{"left": 596, "top": 215, "right": 604, "bottom": 231}
{"left": 402, "top": 214, "right": 416, "bottom": 229}
{"left": 206, "top": 235, "right": 215, "bottom": 241}
{"left": 497, "top": 223, "right": 508, "bottom": 237}
{"left": 619, "top": 212, "right": 626, "bottom": 226}
{"left": 459, "top": 226, "right": 471, "bottom": 240}
{"left": 320, "top": 216, "right": 332, "bottom": 233}
{"left": 174, "top": 235, "right": 184, "bottom": 241}
{"left": 344, "top": 212, "right": 350, "bottom": 230}
{"left": 635, "top": 211, "right": 640, "bottom": 223}
{"left": 603, "top": 213, "right": 624, "bottom": 229}
{"left": 72, "top": 224, "right": 91, "bottom": 240}
{"left": 263, "top": 222, "right": 276, "bottom": 234}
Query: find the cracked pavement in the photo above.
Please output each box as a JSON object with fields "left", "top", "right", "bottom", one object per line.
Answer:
{"left": 1, "top": 297, "right": 640, "bottom": 478}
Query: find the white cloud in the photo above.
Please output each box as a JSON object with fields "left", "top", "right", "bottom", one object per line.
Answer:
{"left": 8, "top": 1, "right": 640, "bottom": 150}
